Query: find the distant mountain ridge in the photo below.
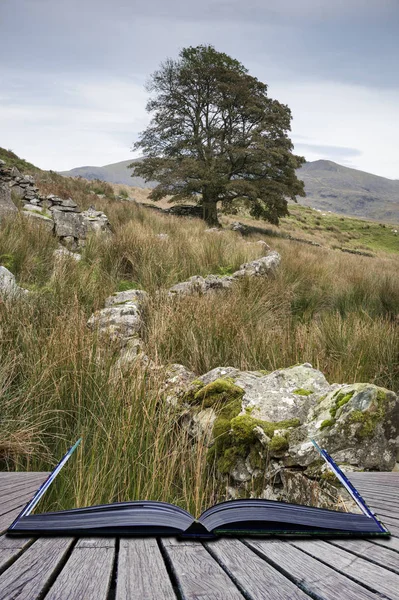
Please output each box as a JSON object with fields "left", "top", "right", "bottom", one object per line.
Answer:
{"left": 60, "top": 159, "right": 399, "bottom": 223}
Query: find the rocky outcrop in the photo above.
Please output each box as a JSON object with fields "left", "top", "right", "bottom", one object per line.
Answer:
{"left": 0, "top": 266, "right": 28, "bottom": 297}
{"left": 168, "top": 251, "right": 281, "bottom": 296}
{"left": 0, "top": 161, "right": 111, "bottom": 249}
{"left": 166, "top": 363, "right": 399, "bottom": 508}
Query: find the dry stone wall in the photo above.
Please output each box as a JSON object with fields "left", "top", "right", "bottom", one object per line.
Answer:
{"left": 0, "top": 160, "right": 111, "bottom": 249}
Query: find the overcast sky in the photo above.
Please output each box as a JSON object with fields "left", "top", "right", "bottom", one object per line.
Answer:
{"left": 1, "top": 0, "right": 398, "bottom": 178}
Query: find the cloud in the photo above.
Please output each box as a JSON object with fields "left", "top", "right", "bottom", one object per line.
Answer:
{"left": 0, "top": 72, "right": 148, "bottom": 170}
{"left": 272, "top": 80, "right": 399, "bottom": 178}
{"left": 293, "top": 143, "right": 362, "bottom": 160}
{"left": 0, "top": 1, "right": 398, "bottom": 178}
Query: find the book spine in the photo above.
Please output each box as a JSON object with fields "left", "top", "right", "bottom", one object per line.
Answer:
{"left": 8, "top": 438, "right": 82, "bottom": 530}
{"left": 311, "top": 439, "right": 388, "bottom": 534}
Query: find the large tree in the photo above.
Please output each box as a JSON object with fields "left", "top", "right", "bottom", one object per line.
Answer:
{"left": 131, "top": 45, "right": 305, "bottom": 226}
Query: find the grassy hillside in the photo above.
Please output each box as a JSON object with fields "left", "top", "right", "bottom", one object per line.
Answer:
{"left": 1, "top": 162, "right": 398, "bottom": 513}
{"left": 0, "top": 148, "right": 41, "bottom": 173}
{"left": 60, "top": 157, "right": 399, "bottom": 223}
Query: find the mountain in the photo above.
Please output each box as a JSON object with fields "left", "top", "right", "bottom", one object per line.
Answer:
{"left": 60, "top": 158, "right": 399, "bottom": 223}
{"left": 59, "top": 158, "right": 156, "bottom": 189}
{"left": 297, "top": 160, "right": 399, "bottom": 223}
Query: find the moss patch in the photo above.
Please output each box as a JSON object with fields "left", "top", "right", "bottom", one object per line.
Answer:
{"left": 330, "top": 390, "right": 355, "bottom": 418}
{"left": 293, "top": 388, "right": 313, "bottom": 396}
{"left": 193, "top": 378, "right": 243, "bottom": 408}
{"left": 320, "top": 418, "right": 336, "bottom": 430}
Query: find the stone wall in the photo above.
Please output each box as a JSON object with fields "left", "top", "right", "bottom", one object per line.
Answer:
{"left": 0, "top": 159, "right": 111, "bottom": 249}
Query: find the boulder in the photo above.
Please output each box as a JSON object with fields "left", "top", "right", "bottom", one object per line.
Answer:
{"left": 81, "top": 207, "right": 111, "bottom": 235}
{"left": 87, "top": 289, "right": 148, "bottom": 345}
{"left": 232, "top": 251, "right": 281, "bottom": 278}
{"left": 169, "top": 363, "right": 399, "bottom": 508}
{"left": 230, "top": 221, "right": 249, "bottom": 235}
{"left": 0, "top": 183, "right": 17, "bottom": 220}
{"left": 0, "top": 266, "right": 28, "bottom": 297}
{"left": 52, "top": 210, "right": 86, "bottom": 239}
{"left": 53, "top": 247, "right": 81, "bottom": 262}
{"left": 168, "top": 273, "right": 235, "bottom": 297}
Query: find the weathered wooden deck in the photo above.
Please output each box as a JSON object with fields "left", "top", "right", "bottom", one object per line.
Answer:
{"left": 0, "top": 471, "right": 398, "bottom": 599}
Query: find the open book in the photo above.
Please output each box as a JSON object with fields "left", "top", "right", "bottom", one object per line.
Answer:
{"left": 8, "top": 440, "right": 389, "bottom": 538}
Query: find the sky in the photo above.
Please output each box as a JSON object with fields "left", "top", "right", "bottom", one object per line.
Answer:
{"left": 0, "top": 0, "right": 398, "bottom": 179}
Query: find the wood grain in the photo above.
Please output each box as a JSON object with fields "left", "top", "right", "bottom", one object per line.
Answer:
{"left": 161, "top": 538, "right": 244, "bottom": 599}
{"left": 206, "top": 538, "right": 309, "bottom": 599}
{"left": 116, "top": 538, "right": 176, "bottom": 600}
{"left": 292, "top": 538, "right": 399, "bottom": 599}
{"left": 45, "top": 538, "right": 115, "bottom": 600}
{"left": 246, "top": 538, "right": 378, "bottom": 600}
{"left": 0, "top": 537, "right": 73, "bottom": 600}
{"left": 329, "top": 539, "right": 399, "bottom": 573}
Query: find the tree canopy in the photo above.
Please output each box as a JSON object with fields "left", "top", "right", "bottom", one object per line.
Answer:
{"left": 131, "top": 45, "right": 305, "bottom": 225}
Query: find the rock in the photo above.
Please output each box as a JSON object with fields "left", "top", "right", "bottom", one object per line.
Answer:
{"left": 291, "top": 382, "right": 399, "bottom": 471}
{"left": 87, "top": 289, "right": 148, "bottom": 345}
{"left": 230, "top": 221, "right": 249, "bottom": 234}
{"left": 81, "top": 207, "right": 111, "bottom": 235}
{"left": 53, "top": 247, "right": 81, "bottom": 262}
{"left": 168, "top": 252, "right": 281, "bottom": 297}
{"left": 168, "top": 273, "right": 235, "bottom": 297}
{"left": 59, "top": 197, "right": 78, "bottom": 209}
{"left": 22, "top": 204, "right": 46, "bottom": 214}
{"left": 205, "top": 227, "right": 223, "bottom": 234}
{"left": 22, "top": 211, "right": 54, "bottom": 230}
{"left": 0, "top": 266, "right": 28, "bottom": 297}
{"left": 0, "top": 183, "right": 18, "bottom": 220}
{"left": 114, "top": 338, "right": 147, "bottom": 369}
{"left": 104, "top": 289, "right": 148, "bottom": 308}
{"left": 9, "top": 185, "right": 25, "bottom": 198}
{"left": 165, "top": 205, "right": 203, "bottom": 218}
{"left": 160, "top": 364, "right": 197, "bottom": 406}
{"left": 52, "top": 210, "right": 86, "bottom": 239}
{"left": 172, "top": 363, "right": 399, "bottom": 508}
{"left": 232, "top": 251, "right": 281, "bottom": 278}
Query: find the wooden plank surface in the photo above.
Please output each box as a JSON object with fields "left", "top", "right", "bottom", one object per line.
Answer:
{"left": 161, "top": 538, "right": 244, "bottom": 599}
{"left": 0, "top": 535, "right": 33, "bottom": 574}
{"left": 206, "top": 537, "right": 309, "bottom": 599}
{"left": 0, "top": 471, "right": 398, "bottom": 599}
{"left": 292, "top": 538, "right": 399, "bottom": 599}
{"left": 45, "top": 538, "right": 115, "bottom": 600}
{"left": 0, "top": 537, "right": 73, "bottom": 600}
{"left": 329, "top": 539, "right": 399, "bottom": 573}
{"left": 245, "top": 538, "right": 379, "bottom": 600}
{"left": 116, "top": 538, "right": 177, "bottom": 600}
{"left": 0, "top": 472, "right": 49, "bottom": 533}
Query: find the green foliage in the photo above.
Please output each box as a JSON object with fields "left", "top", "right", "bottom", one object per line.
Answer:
{"left": 131, "top": 44, "right": 305, "bottom": 225}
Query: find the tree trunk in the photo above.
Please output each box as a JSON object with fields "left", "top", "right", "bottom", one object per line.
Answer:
{"left": 202, "top": 200, "right": 220, "bottom": 227}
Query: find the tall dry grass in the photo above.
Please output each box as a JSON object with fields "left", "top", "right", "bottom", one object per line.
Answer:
{"left": 0, "top": 186, "right": 398, "bottom": 512}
